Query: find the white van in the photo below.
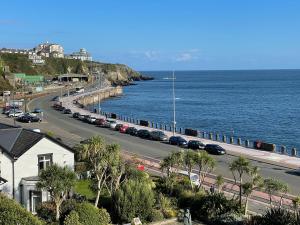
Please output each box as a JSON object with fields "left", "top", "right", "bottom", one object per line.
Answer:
{"left": 169, "top": 168, "right": 200, "bottom": 187}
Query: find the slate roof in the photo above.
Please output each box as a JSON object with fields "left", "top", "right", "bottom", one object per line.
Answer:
{"left": 0, "top": 123, "right": 74, "bottom": 159}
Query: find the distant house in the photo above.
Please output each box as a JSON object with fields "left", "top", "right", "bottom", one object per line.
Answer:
{"left": 0, "top": 48, "right": 34, "bottom": 55}
{"left": 66, "top": 48, "right": 92, "bottom": 61}
{"left": 34, "top": 42, "right": 64, "bottom": 58}
{"left": 0, "top": 124, "right": 75, "bottom": 213}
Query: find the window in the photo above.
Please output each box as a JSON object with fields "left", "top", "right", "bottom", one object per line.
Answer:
{"left": 30, "top": 190, "right": 41, "bottom": 214}
{"left": 38, "top": 154, "right": 52, "bottom": 171}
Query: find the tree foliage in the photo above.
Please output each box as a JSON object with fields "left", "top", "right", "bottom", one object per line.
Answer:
{"left": 36, "top": 164, "right": 76, "bottom": 221}
{"left": 76, "top": 136, "right": 122, "bottom": 207}
{"left": 0, "top": 193, "right": 43, "bottom": 225}
{"left": 113, "top": 177, "right": 155, "bottom": 223}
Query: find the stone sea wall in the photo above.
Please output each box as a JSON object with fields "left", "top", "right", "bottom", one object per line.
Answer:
{"left": 76, "top": 86, "right": 123, "bottom": 107}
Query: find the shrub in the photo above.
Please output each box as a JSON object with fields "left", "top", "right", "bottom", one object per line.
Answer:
{"left": 36, "top": 201, "right": 56, "bottom": 222}
{"left": 149, "top": 209, "right": 164, "bottom": 222}
{"left": 74, "top": 202, "right": 111, "bottom": 225}
{"left": 64, "top": 211, "right": 82, "bottom": 225}
{"left": 261, "top": 208, "right": 296, "bottom": 225}
{"left": 98, "top": 208, "right": 111, "bottom": 225}
{"left": 113, "top": 179, "right": 155, "bottom": 223}
{"left": 163, "top": 209, "right": 177, "bottom": 218}
{"left": 191, "top": 193, "right": 242, "bottom": 224}
{"left": 60, "top": 199, "right": 78, "bottom": 222}
{"left": 0, "top": 193, "right": 43, "bottom": 225}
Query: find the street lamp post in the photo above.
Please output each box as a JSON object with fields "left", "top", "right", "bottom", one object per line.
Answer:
{"left": 172, "top": 71, "right": 176, "bottom": 135}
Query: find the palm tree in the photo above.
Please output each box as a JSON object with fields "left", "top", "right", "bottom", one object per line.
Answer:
{"left": 229, "top": 156, "right": 251, "bottom": 208}
{"left": 292, "top": 196, "right": 300, "bottom": 217}
{"left": 194, "top": 151, "right": 216, "bottom": 187}
{"left": 183, "top": 150, "right": 197, "bottom": 188}
{"left": 242, "top": 166, "right": 263, "bottom": 215}
{"left": 215, "top": 175, "right": 224, "bottom": 193}
{"left": 160, "top": 151, "right": 183, "bottom": 177}
{"left": 264, "top": 178, "right": 289, "bottom": 208}
{"left": 77, "top": 136, "right": 120, "bottom": 207}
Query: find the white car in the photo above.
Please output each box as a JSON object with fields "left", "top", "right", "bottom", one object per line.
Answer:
{"left": 8, "top": 110, "right": 23, "bottom": 117}
{"left": 87, "top": 117, "right": 97, "bottom": 124}
{"left": 107, "top": 119, "right": 117, "bottom": 129}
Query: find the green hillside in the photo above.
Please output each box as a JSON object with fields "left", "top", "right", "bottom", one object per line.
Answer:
{"left": 0, "top": 53, "right": 147, "bottom": 87}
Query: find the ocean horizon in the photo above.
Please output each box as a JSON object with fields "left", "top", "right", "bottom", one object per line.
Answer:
{"left": 90, "top": 69, "right": 300, "bottom": 154}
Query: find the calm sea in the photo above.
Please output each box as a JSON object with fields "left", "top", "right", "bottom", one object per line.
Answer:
{"left": 92, "top": 70, "right": 300, "bottom": 153}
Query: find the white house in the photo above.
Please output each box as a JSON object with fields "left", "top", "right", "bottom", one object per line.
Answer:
{"left": 0, "top": 123, "right": 75, "bottom": 213}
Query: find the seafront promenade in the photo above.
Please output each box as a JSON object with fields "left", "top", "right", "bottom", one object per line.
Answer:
{"left": 60, "top": 89, "right": 300, "bottom": 170}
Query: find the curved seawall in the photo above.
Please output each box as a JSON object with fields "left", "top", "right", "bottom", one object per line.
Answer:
{"left": 76, "top": 86, "right": 123, "bottom": 107}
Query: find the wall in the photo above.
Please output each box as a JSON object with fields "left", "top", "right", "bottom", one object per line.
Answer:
{"left": 77, "top": 86, "right": 123, "bottom": 107}
{"left": 0, "top": 151, "right": 13, "bottom": 197}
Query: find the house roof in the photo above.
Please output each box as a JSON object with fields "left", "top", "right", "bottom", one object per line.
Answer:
{"left": 0, "top": 123, "right": 74, "bottom": 159}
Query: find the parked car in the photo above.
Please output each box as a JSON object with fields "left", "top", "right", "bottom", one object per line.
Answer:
{"left": 52, "top": 96, "right": 59, "bottom": 101}
{"left": 169, "top": 136, "right": 188, "bottom": 147}
{"left": 33, "top": 108, "right": 42, "bottom": 113}
{"left": 126, "top": 127, "right": 138, "bottom": 136}
{"left": 17, "top": 115, "right": 41, "bottom": 123}
{"left": 83, "top": 115, "right": 92, "bottom": 123}
{"left": 4, "top": 106, "right": 20, "bottom": 115}
{"left": 78, "top": 114, "right": 87, "bottom": 121}
{"left": 58, "top": 106, "right": 65, "bottom": 112}
{"left": 109, "top": 120, "right": 117, "bottom": 129}
{"left": 8, "top": 110, "right": 23, "bottom": 117}
{"left": 87, "top": 116, "right": 97, "bottom": 124}
{"left": 204, "top": 144, "right": 226, "bottom": 155}
{"left": 95, "top": 118, "right": 107, "bottom": 126}
{"left": 137, "top": 129, "right": 151, "bottom": 139}
{"left": 119, "top": 124, "right": 129, "bottom": 133}
{"left": 73, "top": 112, "right": 80, "bottom": 118}
{"left": 115, "top": 124, "right": 124, "bottom": 131}
{"left": 150, "top": 131, "right": 168, "bottom": 141}
{"left": 22, "top": 112, "right": 37, "bottom": 117}
{"left": 188, "top": 140, "right": 206, "bottom": 150}
{"left": 63, "top": 108, "right": 72, "bottom": 114}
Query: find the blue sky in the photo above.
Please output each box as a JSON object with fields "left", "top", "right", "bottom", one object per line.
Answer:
{"left": 1, "top": 0, "right": 300, "bottom": 70}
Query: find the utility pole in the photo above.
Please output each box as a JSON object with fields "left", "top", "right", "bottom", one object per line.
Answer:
{"left": 172, "top": 71, "right": 176, "bottom": 135}
{"left": 98, "top": 73, "right": 101, "bottom": 114}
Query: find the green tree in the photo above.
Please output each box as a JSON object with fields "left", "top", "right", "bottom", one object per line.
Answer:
{"left": 194, "top": 151, "right": 216, "bottom": 187}
{"left": 113, "top": 178, "right": 155, "bottom": 223}
{"left": 242, "top": 166, "right": 263, "bottom": 215}
{"left": 215, "top": 175, "right": 224, "bottom": 193}
{"left": 229, "top": 156, "right": 251, "bottom": 208}
{"left": 0, "top": 193, "right": 43, "bottom": 225}
{"left": 183, "top": 150, "right": 197, "bottom": 188}
{"left": 76, "top": 136, "right": 120, "bottom": 207}
{"left": 264, "top": 178, "right": 289, "bottom": 208}
{"left": 160, "top": 151, "right": 184, "bottom": 177}
{"left": 36, "top": 164, "right": 76, "bottom": 221}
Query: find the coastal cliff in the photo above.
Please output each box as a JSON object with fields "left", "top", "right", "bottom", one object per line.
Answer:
{"left": 0, "top": 53, "right": 152, "bottom": 88}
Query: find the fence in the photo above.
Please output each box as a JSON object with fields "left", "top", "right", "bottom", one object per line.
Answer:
{"left": 97, "top": 110, "right": 298, "bottom": 158}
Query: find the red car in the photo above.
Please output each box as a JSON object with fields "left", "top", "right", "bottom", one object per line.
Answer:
{"left": 119, "top": 124, "right": 129, "bottom": 133}
{"left": 95, "top": 118, "right": 107, "bottom": 126}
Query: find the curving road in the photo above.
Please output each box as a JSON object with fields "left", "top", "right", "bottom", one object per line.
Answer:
{"left": 29, "top": 93, "right": 300, "bottom": 196}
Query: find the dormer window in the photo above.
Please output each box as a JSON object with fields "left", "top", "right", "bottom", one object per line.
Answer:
{"left": 38, "top": 154, "right": 53, "bottom": 171}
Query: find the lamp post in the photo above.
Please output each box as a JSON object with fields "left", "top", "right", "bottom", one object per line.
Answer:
{"left": 98, "top": 73, "right": 102, "bottom": 114}
{"left": 172, "top": 71, "right": 176, "bottom": 135}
